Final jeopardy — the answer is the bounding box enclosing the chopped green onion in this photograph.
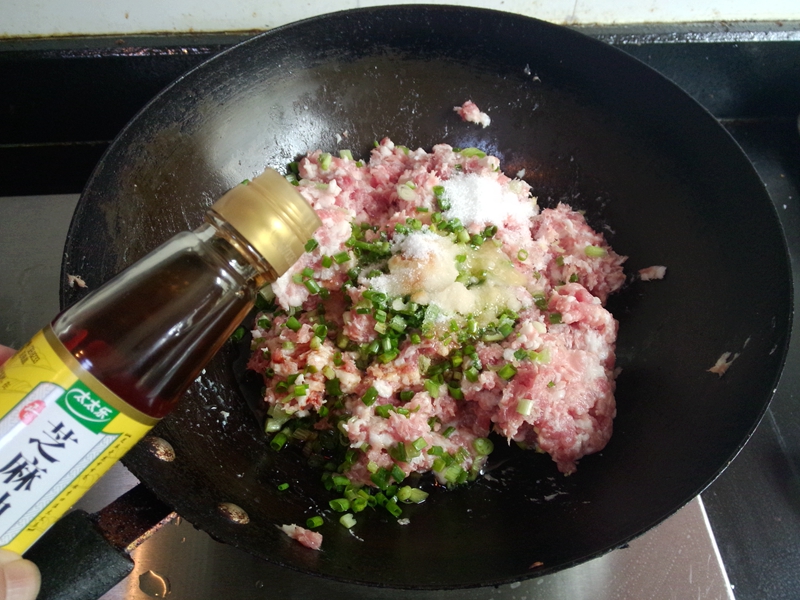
[304,238,319,252]
[319,152,332,170]
[424,379,440,398]
[549,312,563,324]
[385,499,403,518]
[333,251,351,264]
[270,432,288,451]
[325,377,343,397]
[286,316,302,331]
[411,437,428,452]
[448,384,464,400]
[389,314,407,333]
[444,464,465,485]
[389,443,407,463]
[585,245,608,257]
[371,467,390,489]
[306,515,324,528]
[230,326,245,342]
[442,426,456,438]
[391,464,406,483]
[459,147,487,158]
[517,248,529,261]
[277,482,289,491]
[516,398,534,416]
[329,498,350,512]
[362,386,379,406]
[304,279,321,294]
[321,255,333,268]
[339,149,354,161]
[339,513,357,528]
[399,390,415,402]
[497,363,518,380]
[464,366,480,383]
[375,404,393,418]
[473,437,494,455]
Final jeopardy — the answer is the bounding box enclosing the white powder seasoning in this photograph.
[441,173,535,227]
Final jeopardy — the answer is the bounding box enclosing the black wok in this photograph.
[56,5,791,591]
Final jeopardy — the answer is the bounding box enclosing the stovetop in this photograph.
[1,22,800,600]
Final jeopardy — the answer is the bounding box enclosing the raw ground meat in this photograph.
[249,138,627,505]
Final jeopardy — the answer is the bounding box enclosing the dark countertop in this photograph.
[2,23,800,599]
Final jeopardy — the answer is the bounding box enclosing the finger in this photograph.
[0,551,21,567]
[0,558,41,600]
[0,346,14,366]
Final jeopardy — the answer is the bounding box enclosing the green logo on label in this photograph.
[55,380,118,433]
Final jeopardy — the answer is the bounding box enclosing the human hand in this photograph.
[0,347,42,600]
[0,346,13,365]
[0,548,40,600]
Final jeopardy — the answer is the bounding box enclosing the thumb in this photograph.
[0,550,40,600]
[0,346,14,366]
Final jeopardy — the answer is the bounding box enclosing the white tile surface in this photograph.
[1,0,799,38]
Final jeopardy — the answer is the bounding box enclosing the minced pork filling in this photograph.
[248,138,626,516]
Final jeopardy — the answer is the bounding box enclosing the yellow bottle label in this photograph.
[0,327,159,553]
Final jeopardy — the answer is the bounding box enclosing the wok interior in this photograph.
[67,7,792,589]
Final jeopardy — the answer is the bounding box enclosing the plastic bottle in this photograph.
[0,169,320,553]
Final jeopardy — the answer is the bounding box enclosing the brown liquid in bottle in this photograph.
[54,229,264,418]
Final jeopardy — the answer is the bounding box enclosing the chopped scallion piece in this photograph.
[473,437,494,455]
[385,499,403,518]
[375,404,393,418]
[304,238,319,252]
[329,498,350,512]
[424,379,440,398]
[339,149,354,161]
[498,363,517,380]
[339,513,357,528]
[411,437,428,452]
[549,312,563,324]
[306,515,324,529]
[270,432,288,451]
[585,245,608,257]
[516,398,534,416]
[391,464,406,483]
[517,248,529,261]
[319,152,332,170]
[304,279,321,294]
[277,482,289,491]
[286,316,302,331]
[362,386,379,406]
[459,147,487,158]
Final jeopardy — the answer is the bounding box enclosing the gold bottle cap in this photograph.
[211,169,321,277]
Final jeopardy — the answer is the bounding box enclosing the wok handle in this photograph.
[24,510,134,600]
[23,484,175,600]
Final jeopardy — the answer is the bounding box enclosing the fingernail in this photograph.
[3,559,41,600]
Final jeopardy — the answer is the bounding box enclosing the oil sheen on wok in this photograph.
[248,139,626,529]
